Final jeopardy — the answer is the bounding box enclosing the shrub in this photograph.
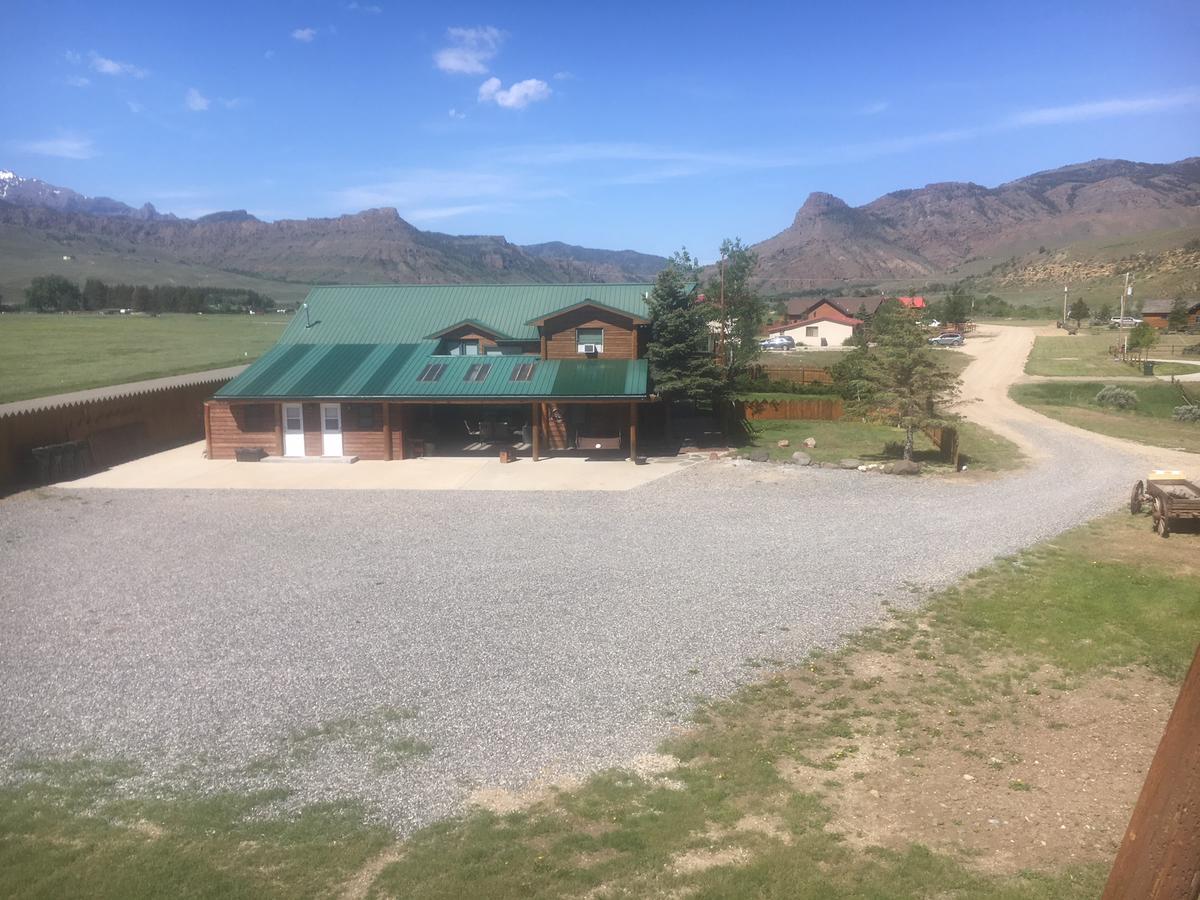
[1173,405,1200,423]
[1094,385,1139,410]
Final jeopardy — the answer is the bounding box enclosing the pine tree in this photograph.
[1068,298,1089,327]
[646,251,725,407]
[1167,297,1189,332]
[850,307,960,460]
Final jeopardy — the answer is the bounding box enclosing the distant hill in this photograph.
[0,170,669,292]
[751,157,1200,291]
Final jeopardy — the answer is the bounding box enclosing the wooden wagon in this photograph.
[1130,474,1200,537]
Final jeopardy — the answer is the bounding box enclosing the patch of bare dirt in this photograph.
[338,846,404,900]
[670,846,751,875]
[781,666,1174,874]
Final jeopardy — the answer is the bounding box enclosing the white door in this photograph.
[321,403,343,457]
[282,403,305,457]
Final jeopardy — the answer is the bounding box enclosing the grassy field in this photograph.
[1012,381,1200,452]
[1025,329,1200,378]
[733,417,1023,472]
[760,347,973,378]
[0,313,289,403]
[4,513,1196,898]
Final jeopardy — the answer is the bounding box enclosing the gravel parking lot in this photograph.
[0,406,1147,833]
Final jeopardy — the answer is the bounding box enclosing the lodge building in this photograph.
[204,283,669,463]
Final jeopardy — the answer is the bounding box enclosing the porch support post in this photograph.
[629,401,638,462]
[531,402,541,462]
[383,402,393,461]
[274,403,283,457]
[204,401,214,460]
[395,404,406,460]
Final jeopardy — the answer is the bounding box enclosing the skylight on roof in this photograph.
[510,362,537,382]
[416,363,447,382]
[463,363,491,383]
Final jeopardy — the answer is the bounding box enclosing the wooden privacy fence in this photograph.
[748,364,834,386]
[0,378,227,491]
[737,397,843,421]
[922,424,960,469]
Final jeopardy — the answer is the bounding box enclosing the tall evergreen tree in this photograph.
[1068,298,1089,327]
[847,307,960,460]
[1167,296,1190,332]
[646,250,725,407]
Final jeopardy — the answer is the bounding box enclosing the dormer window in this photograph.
[445,339,480,356]
[576,328,604,354]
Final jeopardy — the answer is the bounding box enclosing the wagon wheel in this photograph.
[1129,480,1146,515]
[1152,498,1171,538]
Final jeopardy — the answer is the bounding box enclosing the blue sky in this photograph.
[2,0,1198,260]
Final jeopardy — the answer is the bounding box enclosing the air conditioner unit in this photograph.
[578,343,599,354]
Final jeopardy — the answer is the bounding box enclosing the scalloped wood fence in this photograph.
[737,397,843,421]
[1,378,227,491]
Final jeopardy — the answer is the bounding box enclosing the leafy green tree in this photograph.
[646,249,725,409]
[1167,297,1190,332]
[940,287,971,328]
[1126,322,1159,360]
[1097,302,1113,323]
[82,278,109,310]
[705,238,767,379]
[844,306,960,460]
[25,275,81,311]
[1067,298,1089,327]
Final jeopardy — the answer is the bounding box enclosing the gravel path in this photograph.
[0,329,1165,832]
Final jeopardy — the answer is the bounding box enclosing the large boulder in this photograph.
[748,448,771,463]
[790,451,812,466]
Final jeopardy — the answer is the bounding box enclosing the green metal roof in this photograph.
[216,283,660,401]
[216,347,647,400]
[280,283,655,345]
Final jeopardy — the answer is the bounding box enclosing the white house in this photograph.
[767,311,862,348]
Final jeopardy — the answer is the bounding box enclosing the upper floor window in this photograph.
[576,327,604,353]
[417,363,447,382]
[463,363,492,383]
[445,339,480,356]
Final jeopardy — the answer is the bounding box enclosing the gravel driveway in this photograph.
[0,398,1149,832]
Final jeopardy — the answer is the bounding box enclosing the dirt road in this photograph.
[957,324,1195,471]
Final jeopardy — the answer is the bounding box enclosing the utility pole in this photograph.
[718,251,727,366]
[1063,285,1068,325]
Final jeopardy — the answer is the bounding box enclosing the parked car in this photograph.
[1110,316,1143,326]
[760,335,796,351]
[928,332,965,347]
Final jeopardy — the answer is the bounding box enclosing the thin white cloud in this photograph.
[478,77,551,109]
[185,88,210,112]
[435,26,503,75]
[859,100,889,115]
[552,71,574,81]
[448,108,466,120]
[291,27,317,43]
[221,97,249,109]
[264,49,276,60]
[1008,90,1200,126]
[407,204,499,222]
[88,51,148,78]
[127,100,144,114]
[64,50,82,64]
[65,75,90,88]
[346,1,382,12]
[14,135,97,159]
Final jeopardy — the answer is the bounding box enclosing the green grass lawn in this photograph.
[5,514,1195,898]
[734,417,1023,471]
[1011,381,1200,452]
[758,347,973,377]
[0,313,289,403]
[1026,329,1200,378]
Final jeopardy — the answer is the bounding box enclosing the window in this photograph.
[510,362,537,382]
[576,327,604,353]
[323,405,340,430]
[355,404,377,429]
[447,339,480,356]
[417,363,447,382]
[463,363,492,383]
[805,326,819,337]
[284,405,302,430]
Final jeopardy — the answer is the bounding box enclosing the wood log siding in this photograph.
[542,308,641,360]
[207,401,278,459]
[341,403,387,460]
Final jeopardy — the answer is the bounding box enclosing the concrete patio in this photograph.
[64,440,696,492]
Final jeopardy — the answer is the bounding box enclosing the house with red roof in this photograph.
[768,310,863,348]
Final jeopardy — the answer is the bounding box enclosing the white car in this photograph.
[1110,316,1143,326]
